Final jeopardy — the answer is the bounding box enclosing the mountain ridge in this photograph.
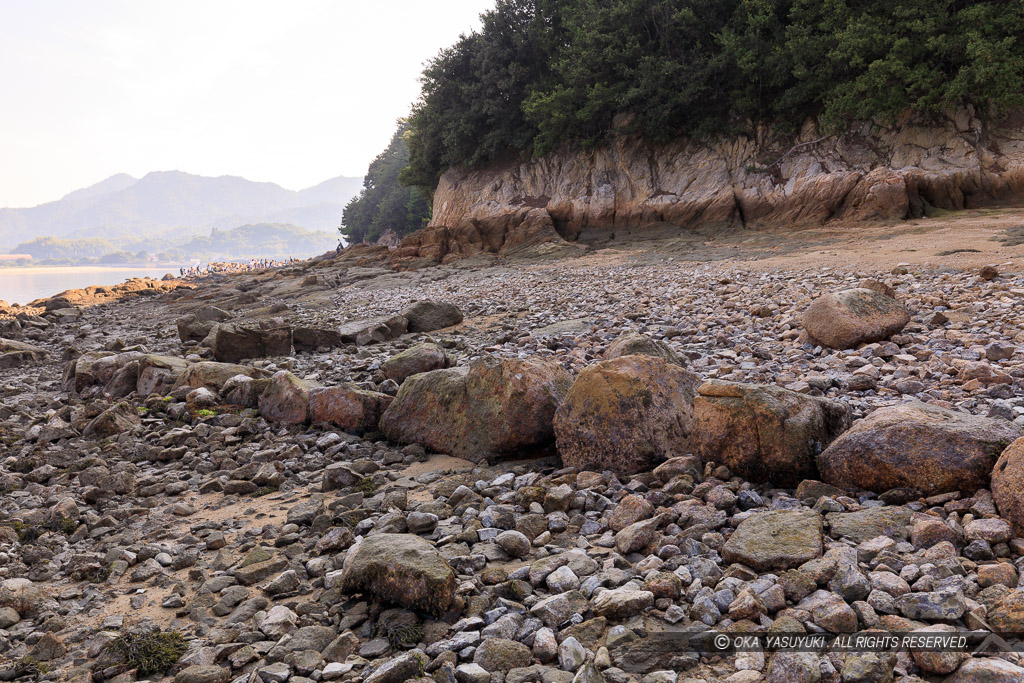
[0,170,361,251]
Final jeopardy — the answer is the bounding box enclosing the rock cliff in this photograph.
[394,109,1024,263]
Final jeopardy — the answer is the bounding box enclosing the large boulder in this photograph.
[222,375,273,407]
[603,332,685,366]
[401,300,464,333]
[340,533,456,615]
[210,319,292,362]
[69,351,145,393]
[175,305,232,343]
[722,509,823,571]
[136,355,189,397]
[991,437,1024,537]
[175,362,269,393]
[381,343,448,383]
[292,326,345,352]
[177,316,215,343]
[817,401,1023,495]
[258,371,317,424]
[309,385,393,434]
[336,315,408,346]
[380,357,572,463]
[694,380,851,487]
[83,402,141,439]
[554,355,698,475]
[0,338,48,369]
[802,287,910,349]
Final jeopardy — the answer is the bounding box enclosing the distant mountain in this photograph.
[14,223,339,264]
[60,173,138,202]
[0,171,362,251]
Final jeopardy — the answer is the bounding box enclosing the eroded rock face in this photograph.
[292,327,345,352]
[817,401,1023,495]
[396,111,1024,263]
[991,437,1024,537]
[554,355,698,475]
[694,380,851,487]
[379,357,571,462]
[82,402,141,438]
[339,534,456,615]
[802,288,910,349]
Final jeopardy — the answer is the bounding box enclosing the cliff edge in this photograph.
[394,109,1024,263]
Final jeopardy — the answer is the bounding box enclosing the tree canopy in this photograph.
[399,0,1024,193]
[341,122,431,244]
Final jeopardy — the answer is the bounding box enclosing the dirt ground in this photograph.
[610,205,1024,272]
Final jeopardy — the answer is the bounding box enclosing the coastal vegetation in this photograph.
[340,122,431,245]
[396,0,1024,192]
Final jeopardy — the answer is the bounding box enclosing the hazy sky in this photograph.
[0,0,493,208]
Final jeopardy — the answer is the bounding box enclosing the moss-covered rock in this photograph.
[340,533,456,615]
[382,343,448,384]
[554,355,697,475]
[722,509,823,571]
[380,356,571,463]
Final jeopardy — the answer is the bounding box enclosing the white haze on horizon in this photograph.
[0,0,493,208]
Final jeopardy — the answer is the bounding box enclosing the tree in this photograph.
[401,0,1024,194]
[342,121,431,244]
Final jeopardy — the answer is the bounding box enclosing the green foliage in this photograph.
[342,122,431,243]
[381,620,424,649]
[354,477,378,496]
[13,656,48,679]
[8,521,41,545]
[404,0,1024,192]
[107,630,187,676]
[13,236,117,260]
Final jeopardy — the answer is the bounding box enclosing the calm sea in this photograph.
[0,266,181,305]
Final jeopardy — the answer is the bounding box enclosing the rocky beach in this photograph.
[1,209,1024,683]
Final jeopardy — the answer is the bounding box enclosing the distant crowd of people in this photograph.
[179,258,298,278]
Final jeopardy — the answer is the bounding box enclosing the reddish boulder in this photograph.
[257,371,317,425]
[309,385,394,434]
[991,437,1024,537]
[818,401,1022,495]
[802,288,909,349]
[694,380,850,487]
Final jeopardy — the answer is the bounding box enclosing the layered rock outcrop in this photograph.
[397,110,1024,262]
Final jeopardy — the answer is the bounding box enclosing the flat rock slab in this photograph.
[722,509,823,571]
[825,507,912,543]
